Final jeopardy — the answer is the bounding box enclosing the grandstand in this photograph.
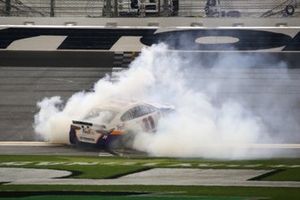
[0,0,299,17]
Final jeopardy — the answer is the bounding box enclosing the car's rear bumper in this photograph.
[69,126,122,148]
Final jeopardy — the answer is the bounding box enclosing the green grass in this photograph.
[261,168,300,181]
[1,155,300,199]
[0,194,245,200]
[0,185,299,200]
[1,155,300,180]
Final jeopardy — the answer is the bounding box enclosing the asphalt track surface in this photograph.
[0,66,112,141]
[2,66,300,142]
[0,142,299,157]
[0,143,112,156]
[0,142,146,156]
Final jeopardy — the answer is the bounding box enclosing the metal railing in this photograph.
[0,0,299,17]
[0,0,104,17]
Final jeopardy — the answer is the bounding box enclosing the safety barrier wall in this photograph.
[0,50,114,67]
[0,25,300,68]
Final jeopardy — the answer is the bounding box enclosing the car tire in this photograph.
[96,135,107,148]
[69,129,78,145]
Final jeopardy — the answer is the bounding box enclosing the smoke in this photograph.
[34,43,299,159]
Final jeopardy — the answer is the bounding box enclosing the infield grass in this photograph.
[0,185,300,200]
[0,155,300,180]
[1,155,300,200]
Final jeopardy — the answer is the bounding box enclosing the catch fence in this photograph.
[0,0,298,17]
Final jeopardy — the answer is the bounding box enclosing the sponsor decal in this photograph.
[0,28,299,51]
[142,29,300,51]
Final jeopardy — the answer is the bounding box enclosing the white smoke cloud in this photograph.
[34,43,295,159]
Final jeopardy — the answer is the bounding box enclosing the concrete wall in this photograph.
[0,16,300,26]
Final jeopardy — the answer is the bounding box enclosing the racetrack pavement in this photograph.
[1,142,300,157]
[0,66,112,141]
[0,142,114,156]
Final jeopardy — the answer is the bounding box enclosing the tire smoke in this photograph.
[34,44,299,159]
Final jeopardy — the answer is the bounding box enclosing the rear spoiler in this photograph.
[72,120,93,126]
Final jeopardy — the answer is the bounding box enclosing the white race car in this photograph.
[69,100,173,148]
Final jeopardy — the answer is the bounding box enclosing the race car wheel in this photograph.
[69,129,78,145]
[96,135,107,148]
[285,5,295,16]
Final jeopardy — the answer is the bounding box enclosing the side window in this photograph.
[121,105,157,121]
[144,104,157,114]
[131,106,144,119]
[137,104,157,117]
[121,110,133,121]
[120,106,141,121]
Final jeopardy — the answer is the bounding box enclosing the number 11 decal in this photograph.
[142,116,155,132]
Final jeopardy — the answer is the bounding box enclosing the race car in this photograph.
[69,100,173,149]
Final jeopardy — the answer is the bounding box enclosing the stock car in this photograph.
[69,100,173,148]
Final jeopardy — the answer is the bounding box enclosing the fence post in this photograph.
[50,0,55,17]
[5,0,11,16]
[162,0,169,16]
[104,0,112,17]
[114,0,118,17]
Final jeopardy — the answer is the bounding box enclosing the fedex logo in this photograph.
[0,27,299,51]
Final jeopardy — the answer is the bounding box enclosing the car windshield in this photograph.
[84,109,117,124]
